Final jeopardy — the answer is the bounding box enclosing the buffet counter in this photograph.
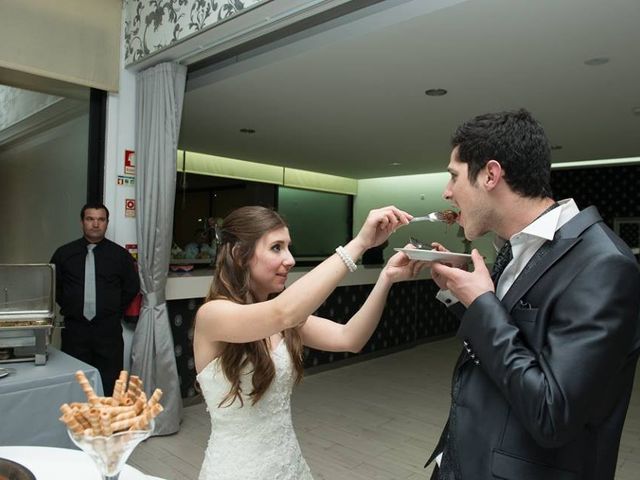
[166,265,433,300]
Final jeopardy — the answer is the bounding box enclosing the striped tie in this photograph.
[491,240,513,286]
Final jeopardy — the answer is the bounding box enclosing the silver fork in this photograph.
[409,211,445,223]
[409,236,428,249]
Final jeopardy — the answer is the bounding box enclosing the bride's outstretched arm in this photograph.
[196,207,412,344]
[300,246,427,353]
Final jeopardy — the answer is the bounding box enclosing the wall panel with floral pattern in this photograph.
[123,0,267,65]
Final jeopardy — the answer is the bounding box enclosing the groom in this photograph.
[427,109,640,479]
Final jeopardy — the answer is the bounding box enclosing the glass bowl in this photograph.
[66,419,153,480]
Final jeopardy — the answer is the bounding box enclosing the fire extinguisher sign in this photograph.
[124,150,136,176]
[125,198,136,218]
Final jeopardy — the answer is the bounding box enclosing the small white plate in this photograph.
[395,247,472,266]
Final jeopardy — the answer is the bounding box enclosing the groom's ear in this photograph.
[483,160,503,191]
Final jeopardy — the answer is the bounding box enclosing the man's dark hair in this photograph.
[81,203,110,220]
[451,109,552,198]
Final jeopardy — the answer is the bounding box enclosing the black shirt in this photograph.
[50,237,140,324]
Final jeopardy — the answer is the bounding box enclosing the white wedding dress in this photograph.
[197,340,314,480]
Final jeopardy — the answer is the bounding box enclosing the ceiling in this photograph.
[179,0,640,179]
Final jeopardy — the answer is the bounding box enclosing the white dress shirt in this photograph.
[436,198,580,304]
[494,198,579,299]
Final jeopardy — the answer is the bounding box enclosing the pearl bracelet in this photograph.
[335,246,357,273]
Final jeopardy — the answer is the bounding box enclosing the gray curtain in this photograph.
[131,62,187,435]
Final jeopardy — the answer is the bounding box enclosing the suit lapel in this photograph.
[502,206,602,312]
[455,207,603,369]
[501,238,578,312]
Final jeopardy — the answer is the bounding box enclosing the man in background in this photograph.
[51,203,139,395]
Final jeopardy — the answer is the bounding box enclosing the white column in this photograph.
[104,70,137,245]
[104,21,139,371]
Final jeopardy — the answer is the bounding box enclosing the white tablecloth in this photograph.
[0,348,103,448]
[0,446,152,479]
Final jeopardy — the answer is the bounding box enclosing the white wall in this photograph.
[0,114,89,263]
[104,65,137,248]
[103,20,140,371]
[0,0,121,91]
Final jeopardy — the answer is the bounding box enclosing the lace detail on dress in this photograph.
[197,341,314,480]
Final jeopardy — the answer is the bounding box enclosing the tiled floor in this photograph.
[130,337,640,479]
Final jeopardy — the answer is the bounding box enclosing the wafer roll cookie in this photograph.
[149,402,163,419]
[110,416,138,432]
[131,408,153,430]
[108,405,136,416]
[131,403,163,430]
[74,411,91,430]
[134,391,147,414]
[126,375,142,402]
[60,403,90,429]
[100,410,113,436]
[114,370,128,405]
[148,388,163,407]
[79,406,92,423]
[112,409,136,423]
[87,407,102,435]
[60,412,84,435]
[60,403,73,416]
[75,370,99,405]
[112,379,124,405]
[126,386,141,403]
[128,375,142,390]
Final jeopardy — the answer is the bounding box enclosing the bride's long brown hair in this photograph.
[203,206,304,407]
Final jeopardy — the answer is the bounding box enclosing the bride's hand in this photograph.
[430,241,450,253]
[353,206,412,251]
[382,243,428,283]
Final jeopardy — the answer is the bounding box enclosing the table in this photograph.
[0,348,103,448]
[0,446,151,479]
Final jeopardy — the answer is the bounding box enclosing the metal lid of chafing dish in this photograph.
[0,264,55,322]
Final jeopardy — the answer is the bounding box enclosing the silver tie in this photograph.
[83,243,97,320]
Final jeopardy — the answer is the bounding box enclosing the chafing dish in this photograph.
[0,264,55,365]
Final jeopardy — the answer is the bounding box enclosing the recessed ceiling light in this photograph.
[240,128,255,134]
[583,57,610,66]
[551,145,563,151]
[425,88,447,96]
[389,162,402,166]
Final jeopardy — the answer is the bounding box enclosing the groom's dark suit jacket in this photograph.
[428,206,640,480]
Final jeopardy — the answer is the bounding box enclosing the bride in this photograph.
[193,205,423,479]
